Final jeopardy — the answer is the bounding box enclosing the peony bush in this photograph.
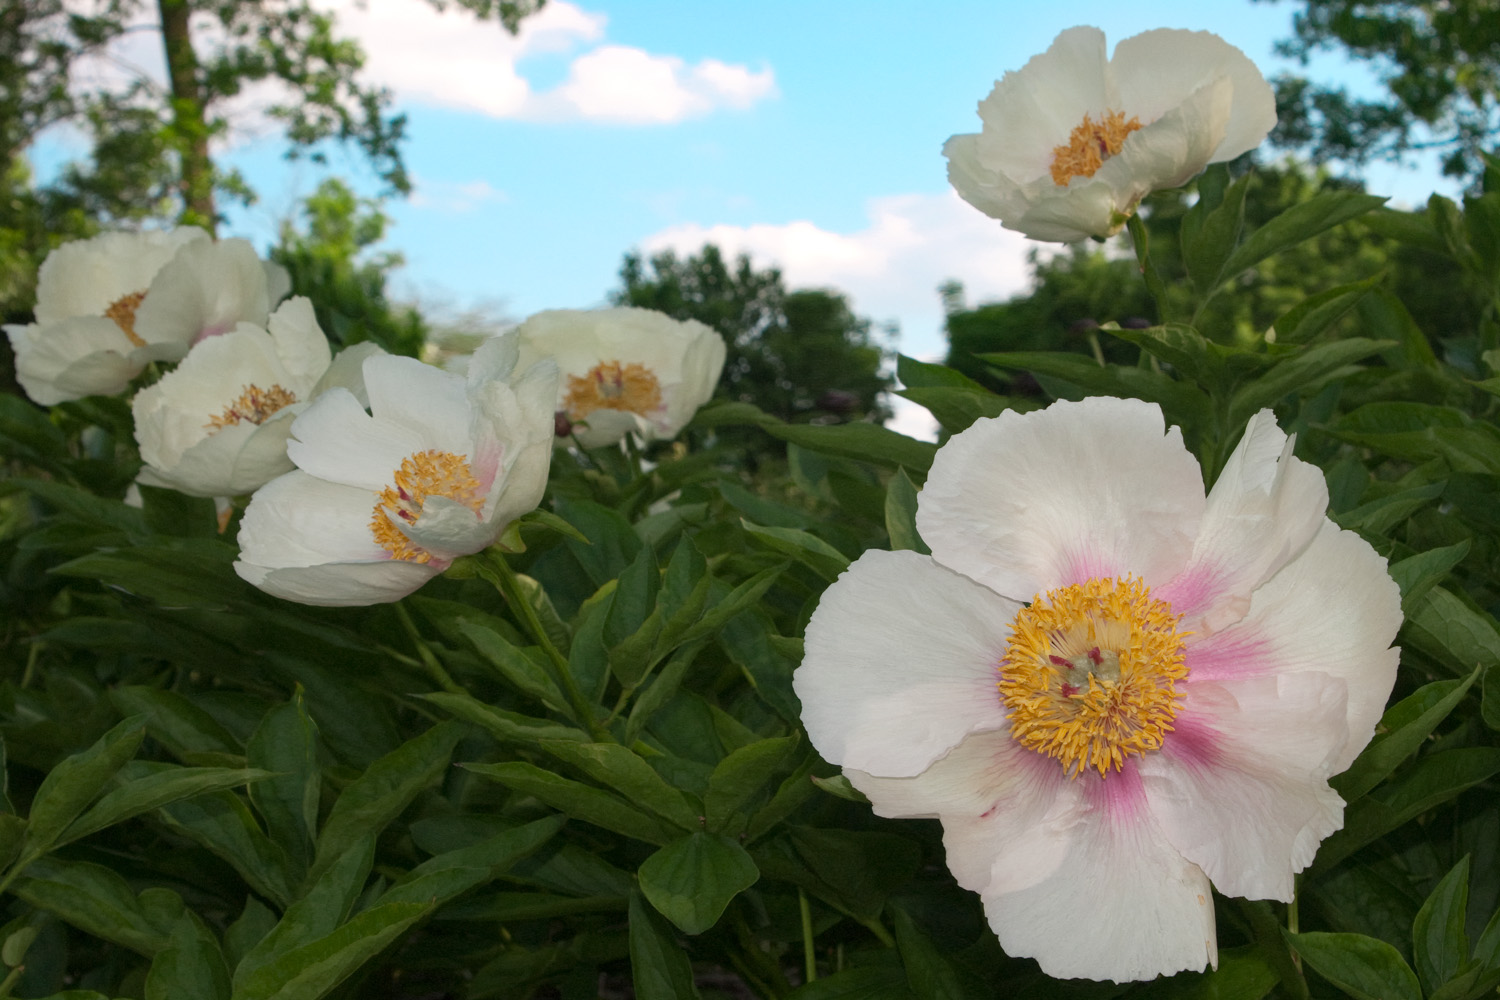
[1,24,1498,1000]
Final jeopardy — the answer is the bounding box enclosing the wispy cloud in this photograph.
[408,177,508,213]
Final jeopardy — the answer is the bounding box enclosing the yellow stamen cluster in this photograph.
[563,360,663,420]
[1050,110,1143,186]
[205,384,298,431]
[999,576,1188,777]
[104,290,149,348]
[370,450,484,564]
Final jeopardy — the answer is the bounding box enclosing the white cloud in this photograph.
[640,190,1035,361]
[322,0,775,124]
[409,177,508,213]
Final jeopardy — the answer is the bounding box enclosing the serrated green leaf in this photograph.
[1332,668,1481,802]
[629,889,701,1000]
[308,721,462,884]
[537,740,700,831]
[1413,856,1470,995]
[463,761,674,845]
[638,832,759,935]
[1285,931,1420,1000]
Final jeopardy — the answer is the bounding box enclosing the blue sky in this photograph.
[33,0,1460,431]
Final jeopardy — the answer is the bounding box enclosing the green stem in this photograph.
[859,914,896,949]
[20,641,39,689]
[1126,213,1169,323]
[800,888,818,983]
[0,960,23,997]
[481,551,608,741]
[392,602,465,695]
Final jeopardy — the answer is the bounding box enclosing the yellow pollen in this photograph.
[998,576,1188,778]
[104,290,149,348]
[205,384,298,431]
[370,450,484,564]
[1050,110,1143,186]
[563,360,663,421]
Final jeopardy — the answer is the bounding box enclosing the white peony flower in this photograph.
[132,297,376,498]
[944,27,1276,242]
[513,307,726,449]
[795,397,1401,982]
[4,229,291,405]
[233,333,559,606]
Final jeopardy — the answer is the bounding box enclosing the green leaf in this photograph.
[51,543,246,609]
[1357,287,1439,367]
[307,721,463,884]
[605,543,660,648]
[704,735,799,837]
[21,715,146,862]
[519,507,591,545]
[247,694,320,885]
[0,814,26,873]
[145,910,230,1000]
[155,787,292,907]
[1332,668,1482,802]
[896,355,989,390]
[11,857,173,957]
[778,827,920,921]
[1412,856,1470,995]
[1389,541,1472,615]
[1227,338,1392,424]
[693,401,937,475]
[537,740,700,831]
[416,692,588,745]
[981,347,1211,417]
[678,564,786,646]
[638,832,759,935]
[61,764,274,847]
[381,814,564,909]
[1318,748,1500,868]
[224,897,277,971]
[784,957,915,999]
[891,907,982,1000]
[625,642,706,745]
[1333,481,1445,535]
[1485,664,1500,732]
[1131,945,1278,1000]
[810,774,869,804]
[1285,931,1421,1000]
[1269,276,1380,345]
[463,762,675,845]
[629,889,701,1000]
[884,469,929,555]
[1402,586,1500,676]
[457,620,566,712]
[1183,171,1250,294]
[1216,191,1387,287]
[741,520,849,582]
[895,386,1011,435]
[108,687,241,762]
[230,900,430,1000]
[233,837,374,991]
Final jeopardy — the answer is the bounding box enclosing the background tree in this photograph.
[614,244,894,424]
[1257,0,1500,180]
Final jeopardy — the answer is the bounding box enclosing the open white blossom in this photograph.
[133,297,378,498]
[234,333,558,606]
[513,307,726,448]
[795,397,1401,982]
[5,229,290,404]
[944,27,1276,242]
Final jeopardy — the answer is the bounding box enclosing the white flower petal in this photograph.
[265,297,332,389]
[34,228,208,324]
[1102,77,1232,197]
[981,767,1217,982]
[798,550,1017,777]
[1184,519,1401,774]
[287,388,425,491]
[1112,29,1277,162]
[237,471,387,567]
[917,397,1204,601]
[236,559,438,607]
[133,238,273,348]
[363,354,473,454]
[1157,410,1328,635]
[7,318,141,404]
[1142,674,1348,901]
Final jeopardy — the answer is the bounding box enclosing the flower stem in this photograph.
[1126,213,1169,323]
[481,551,608,741]
[799,889,819,983]
[393,602,465,695]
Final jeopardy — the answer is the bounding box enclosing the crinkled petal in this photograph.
[1111,28,1276,162]
[1141,674,1348,901]
[798,550,1017,777]
[1010,177,1123,242]
[917,397,1204,601]
[981,766,1217,982]
[34,228,208,324]
[133,238,273,348]
[287,388,425,491]
[1100,77,1232,198]
[1157,409,1328,635]
[846,729,1069,894]
[1184,520,1401,773]
[265,297,332,388]
[943,133,1030,223]
[400,495,493,558]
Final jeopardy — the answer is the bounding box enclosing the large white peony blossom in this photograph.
[5,229,291,404]
[513,307,726,449]
[132,297,377,498]
[233,333,558,606]
[794,397,1401,982]
[944,27,1276,242]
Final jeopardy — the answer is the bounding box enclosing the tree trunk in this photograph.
[157,0,216,231]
